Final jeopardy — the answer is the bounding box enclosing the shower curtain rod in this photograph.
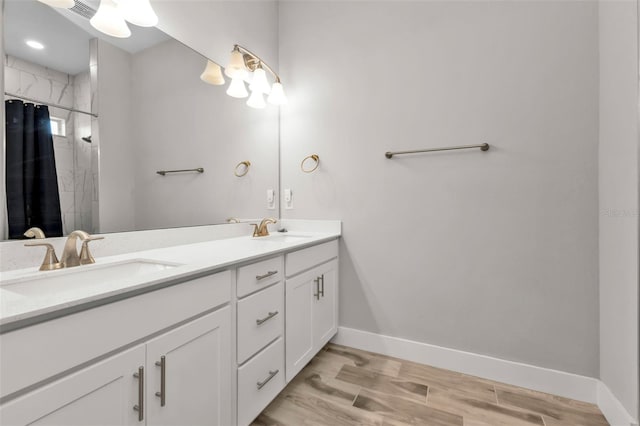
[4,92,98,118]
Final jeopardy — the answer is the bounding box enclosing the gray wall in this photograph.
[96,39,135,233]
[598,0,639,419]
[279,0,601,377]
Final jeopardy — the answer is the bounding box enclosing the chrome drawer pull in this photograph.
[133,366,144,421]
[256,311,279,325]
[256,270,278,281]
[257,369,279,390]
[314,277,320,300]
[155,356,166,407]
[319,274,325,297]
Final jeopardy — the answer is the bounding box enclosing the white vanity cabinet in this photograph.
[0,272,232,426]
[0,345,146,426]
[235,256,286,426]
[285,240,339,381]
[145,307,231,426]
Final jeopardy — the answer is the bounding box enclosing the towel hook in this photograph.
[234,161,251,177]
[301,154,320,173]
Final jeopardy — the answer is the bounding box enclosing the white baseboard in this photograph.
[597,382,638,426]
[332,326,636,426]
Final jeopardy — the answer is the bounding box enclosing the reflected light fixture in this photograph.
[246,90,266,109]
[118,0,158,27]
[26,40,45,50]
[37,0,75,8]
[200,61,225,86]
[90,0,131,38]
[223,44,287,109]
[227,76,249,98]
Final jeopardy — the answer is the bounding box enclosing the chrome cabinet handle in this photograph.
[256,270,278,281]
[133,366,144,421]
[257,369,279,390]
[256,311,279,325]
[319,274,325,298]
[155,356,166,407]
[314,277,320,300]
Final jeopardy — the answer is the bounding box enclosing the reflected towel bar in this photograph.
[156,168,204,176]
[385,143,490,159]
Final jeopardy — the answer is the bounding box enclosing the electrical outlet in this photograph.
[267,189,275,210]
[284,188,293,209]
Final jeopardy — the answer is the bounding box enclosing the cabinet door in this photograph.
[285,269,315,381]
[313,259,339,350]
[145,307,231,426]
[0,345,145,426]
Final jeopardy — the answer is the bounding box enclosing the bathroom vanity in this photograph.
[0,226,340,426]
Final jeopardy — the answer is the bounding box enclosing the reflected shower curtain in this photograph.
[5,100,63,239]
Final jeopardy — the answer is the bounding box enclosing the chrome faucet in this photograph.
[250,218,277,237]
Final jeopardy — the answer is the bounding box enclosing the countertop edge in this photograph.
[0,234,340,333]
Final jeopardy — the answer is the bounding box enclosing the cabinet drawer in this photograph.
[285,239,338,277]
[237,256,283,298]
[237,337,285,426]
[237,282,284,364]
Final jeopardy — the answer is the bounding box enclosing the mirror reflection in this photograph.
[3,0,280,240]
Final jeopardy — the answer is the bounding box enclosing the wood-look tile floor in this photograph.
[251,344,609,426]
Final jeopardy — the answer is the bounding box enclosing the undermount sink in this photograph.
[253,234,313,243]
[0,259,181,299]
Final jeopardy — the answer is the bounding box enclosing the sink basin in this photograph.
[0,259,181,299]
[253,234,313,243]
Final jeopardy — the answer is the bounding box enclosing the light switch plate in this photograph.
[284,188,293,209]
[267,189,275,210]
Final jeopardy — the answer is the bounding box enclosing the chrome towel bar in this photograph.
[156,168,204,176]
[385,143,490,159]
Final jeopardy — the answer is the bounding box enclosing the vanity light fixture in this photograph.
[224,44,287,108]
[37,0,75,9]
[200,61,225,85]
[88,0,159,38]
[118,0,158,27]
[90,0,131,38]
[26,40,45,50]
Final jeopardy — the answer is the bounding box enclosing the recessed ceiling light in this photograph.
[26,40,45,50]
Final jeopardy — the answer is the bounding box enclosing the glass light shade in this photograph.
[224,50,247,79]
[246,90,266,109]
[226,76,248,98]
[90,0,131,38]
[200,61,225,85]
[37,0,75,8]
[249,67,271,94]
[267,82,287,105]
[118,0,158,27]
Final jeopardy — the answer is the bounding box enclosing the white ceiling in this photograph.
[4,0,171,75]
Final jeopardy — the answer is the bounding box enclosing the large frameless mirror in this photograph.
[3,0,280,239]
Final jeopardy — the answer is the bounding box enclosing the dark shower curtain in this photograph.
[5,100,63,239]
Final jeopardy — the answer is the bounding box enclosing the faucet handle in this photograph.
[24,242,62,271]
[249,223,260,237]
[79,236,104,265]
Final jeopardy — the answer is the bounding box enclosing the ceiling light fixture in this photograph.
[223,44,287,108]
[37,0,75,9]
[26,40,45,50]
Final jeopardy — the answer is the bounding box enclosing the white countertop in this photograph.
[0,231,340,330]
